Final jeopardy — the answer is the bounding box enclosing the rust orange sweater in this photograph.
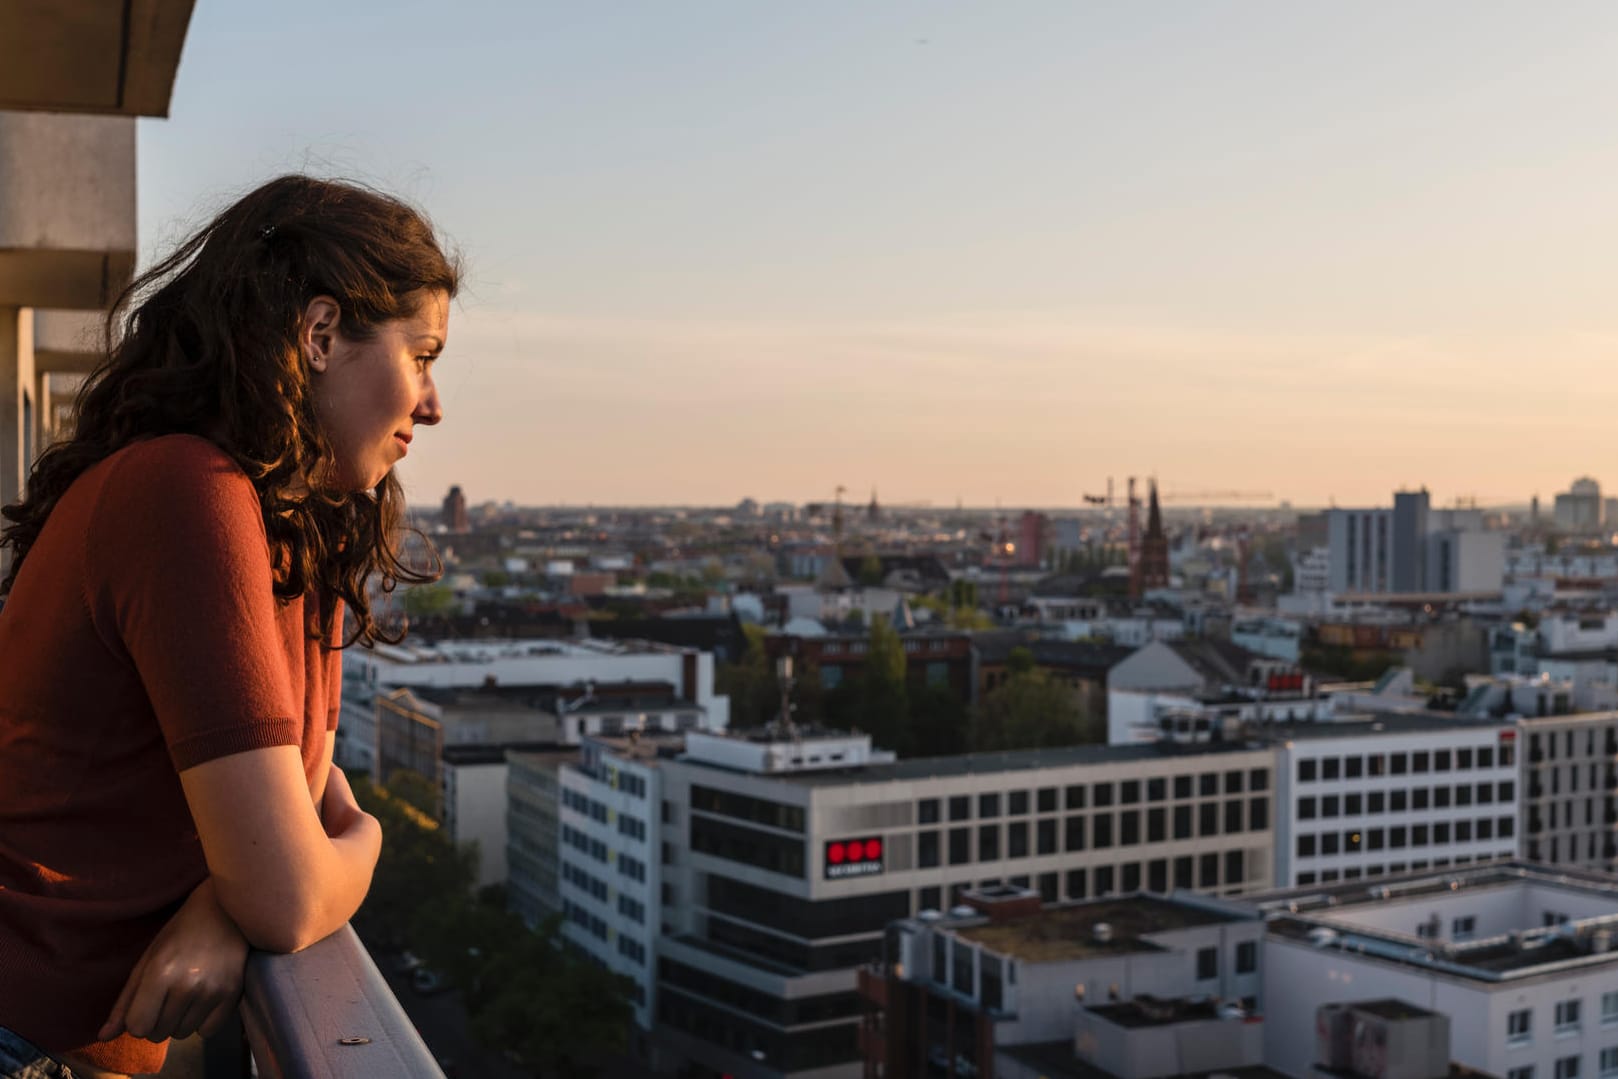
[0,435,341,1075]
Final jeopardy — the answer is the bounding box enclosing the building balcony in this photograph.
[194,925,443,1078]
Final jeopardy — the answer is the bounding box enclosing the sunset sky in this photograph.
[137,2,1618,510]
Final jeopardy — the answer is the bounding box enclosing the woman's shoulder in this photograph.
[89,435,261,532]
[105,433,238,472]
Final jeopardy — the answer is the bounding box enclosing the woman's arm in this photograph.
[180,745,382,954]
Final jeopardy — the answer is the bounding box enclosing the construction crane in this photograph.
[1159,490,1273,503]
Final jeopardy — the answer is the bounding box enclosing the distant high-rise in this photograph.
[441,485,470,533]
[1555,477,1603,534]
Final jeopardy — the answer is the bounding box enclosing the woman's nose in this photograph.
[413,375,443,426]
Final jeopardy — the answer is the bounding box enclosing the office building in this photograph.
[652,728,1276,1078]
[1273,717,1520,888]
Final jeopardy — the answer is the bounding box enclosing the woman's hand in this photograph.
[97,878,248,1043]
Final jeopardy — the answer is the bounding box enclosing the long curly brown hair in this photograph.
[0,175,461,646]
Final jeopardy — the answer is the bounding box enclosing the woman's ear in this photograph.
[301,296,342,371]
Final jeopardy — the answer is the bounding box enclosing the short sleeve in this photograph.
[84,436,301,771]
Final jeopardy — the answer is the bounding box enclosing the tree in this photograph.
[400,583,458,620]
[353,771,634,1075]
[909,685,970,757]
[971,670,1099,751]
[857,554,885,587]
[714,623,778,728]
[350,771,474,948]
[838,616,911,753]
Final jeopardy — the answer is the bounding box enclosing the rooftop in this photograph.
[1256,862,1618,982]
[748,737,1269,787]
[1267,713,1507,742]
[1085,995,1223,1028]
[951,894,1243,963]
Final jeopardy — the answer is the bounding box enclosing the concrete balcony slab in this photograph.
[0,0,195,117]
[0,112,136,309]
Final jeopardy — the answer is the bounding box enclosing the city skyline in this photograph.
[137,3,1618,507]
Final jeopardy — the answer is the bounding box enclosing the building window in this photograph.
[1556,1056,1581,1079]
[1093,815,1113,849]
[1196,946,1218,980]
[1299,759,1318,783]
[1508,1008,1532,1045]
[949,828,971,865]
[1508,1070,1534,1079]
[919,799,940,824]
[1602,1049,1618,1079]
[1297,834,1316,858]
[1603,991,1618,1026]
[1008,822,1029,858]
[1557,1000,1582,1034]
[1452,916,1476,940]
[949,795,971,821]
[1299,797,1317,820]
[1065,815,1086,852]
[978,824,1000,861]
[979,793,1001,818]
[1173,805,1192,840]
[1236,940,1257,973]
[1321,757,1340,780]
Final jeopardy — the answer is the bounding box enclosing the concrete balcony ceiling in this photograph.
[0,0,195,117]
[0,111,136,310]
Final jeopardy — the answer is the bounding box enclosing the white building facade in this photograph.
[557,734,668,1030]
[1273,718,1520,888]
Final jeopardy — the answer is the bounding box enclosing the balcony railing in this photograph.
[203,925,444,1078]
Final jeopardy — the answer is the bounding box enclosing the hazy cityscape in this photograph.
[15,3,1618,1079]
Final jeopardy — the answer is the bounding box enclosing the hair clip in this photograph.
[259,224,277,240]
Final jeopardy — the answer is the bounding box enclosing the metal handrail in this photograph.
[238,925,445,1079]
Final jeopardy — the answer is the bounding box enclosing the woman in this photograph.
[0,175,458,1078]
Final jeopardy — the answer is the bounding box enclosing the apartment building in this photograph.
[1274,716,1520,888]
[1255,862,1618,1079]
[865,887,1266,1079]
[338,636,730,775]
[504,747,573,925]
[557,733,675,1031]
[1520,712,1618,873]
[653,727,1276,1079]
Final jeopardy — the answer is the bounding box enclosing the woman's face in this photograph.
[304,289,449,491]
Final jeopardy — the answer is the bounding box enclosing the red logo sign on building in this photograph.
[824,836,884,879]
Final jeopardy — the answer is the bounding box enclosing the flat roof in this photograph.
[1269,714,1506,742]
[952,894,1243,963]
[742,739,1269,788]
[1257,862,1618,982]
